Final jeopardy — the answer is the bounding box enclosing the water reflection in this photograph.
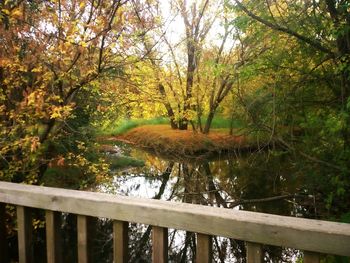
[94,144,312,262]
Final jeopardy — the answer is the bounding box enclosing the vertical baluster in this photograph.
[77,215,91,263]
[196,233,212,263]
[246,242,263,263]
[17,206,33,263]
[46,210,62,263]
[304,251,320,263]
[113,220,128,263]
[152,226,168,263]
[0,203,9,263]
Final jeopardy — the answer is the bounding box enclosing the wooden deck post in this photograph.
[304,251,320,263]
[17,206,33,263]
[196,233,212,263]
[0,203,9,263]
[113,220,129,263]
[77,215,96,263]
[45,211,62,263]
[246,242,263,263]
[152,226,168,263]
[77,215,89,263]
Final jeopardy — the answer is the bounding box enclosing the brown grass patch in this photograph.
[110,125,253,158]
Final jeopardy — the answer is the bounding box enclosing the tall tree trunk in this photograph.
[179,44,196,131]
[178,120,188,130]
[203,110,216,134]
[178,0,211,131]
[158,84,178,129]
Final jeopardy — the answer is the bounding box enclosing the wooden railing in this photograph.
[0,181,349,263]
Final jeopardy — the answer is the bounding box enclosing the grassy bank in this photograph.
[99,116,242,136]
[202,116,242,130]
[112,124,260,159]
[99,117,169,136]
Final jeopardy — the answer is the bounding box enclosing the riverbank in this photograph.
[103,125,261,159]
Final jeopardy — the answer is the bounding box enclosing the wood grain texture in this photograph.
[77,215,89,263]
[113,220,128,263]
[1,182,350,256]
[246,242,263,263]
[17,206,33,263]
[46,210,62,263]
[304,251,320,263]
[196,233,212,263]
[152,226,168,263]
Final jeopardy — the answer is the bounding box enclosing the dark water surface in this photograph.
[92,143,315,262]
[12,144,318,262]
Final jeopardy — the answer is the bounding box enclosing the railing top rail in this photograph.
[0,181,349,256]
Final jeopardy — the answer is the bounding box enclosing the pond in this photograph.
[91,143,316,262]
[10,143,318,263]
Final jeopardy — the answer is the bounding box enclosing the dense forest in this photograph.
[1,0,350,261]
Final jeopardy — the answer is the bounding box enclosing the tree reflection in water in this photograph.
[86,145,312,262]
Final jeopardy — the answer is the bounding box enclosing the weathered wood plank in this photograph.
[77,215,96,263]
[304,251,320,263]
[17,206,33,263]
[246,242,263,263]
[113,220,128,263]
[45,210,62,263]
[77,215,89,263]
[196,233,212,263]
[0,203,9,263]
[1,182,350,256]
[152,226,168,263]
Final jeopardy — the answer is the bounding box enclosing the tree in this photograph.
[0,0,151,184]
[229,0,350,220]
[233,0,350,142]
[125,0,242,133]
[176,0,214,130]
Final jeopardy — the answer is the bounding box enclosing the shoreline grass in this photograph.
[99,116,243,137]
[111,124,257,159]
[99,117,169,136]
